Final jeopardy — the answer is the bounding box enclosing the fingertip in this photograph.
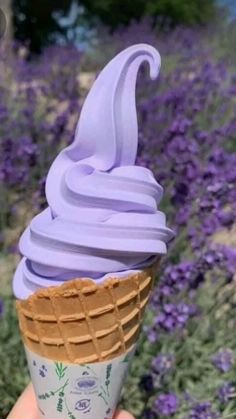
[8,385,135,419]
[7,383,38,419]
[24,382,35,397]
[114,409,135,419]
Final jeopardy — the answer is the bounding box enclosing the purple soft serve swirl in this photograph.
[13,44,173,299]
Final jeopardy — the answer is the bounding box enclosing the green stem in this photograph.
[54,379,69,395]
[106,384,110,397]
[64,396,70,416]
[101,384,108,397]
[85,365,97,376]
[98,392,108,406]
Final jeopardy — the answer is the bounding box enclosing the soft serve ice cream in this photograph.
[14,44,174,419]
[13,44,173,300]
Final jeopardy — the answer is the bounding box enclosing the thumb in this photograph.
[7,383,39,419]
[114,410,135,419]
[7,384,135,419]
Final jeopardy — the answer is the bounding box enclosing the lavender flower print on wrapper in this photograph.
[39,369,46,378]
[13,44,173,300]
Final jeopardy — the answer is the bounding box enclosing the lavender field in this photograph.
[1,20,236,418]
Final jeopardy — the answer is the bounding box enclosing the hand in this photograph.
[7,383,135,419]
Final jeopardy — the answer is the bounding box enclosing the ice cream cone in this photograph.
[13,43,173,419]
[16,266,156,419]
[16,267,155,364]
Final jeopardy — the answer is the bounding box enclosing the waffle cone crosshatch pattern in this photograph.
[16,268,155,363]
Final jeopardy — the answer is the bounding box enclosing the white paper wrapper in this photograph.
[25,346,135,419]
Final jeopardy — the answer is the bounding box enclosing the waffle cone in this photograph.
[16,266,156,364]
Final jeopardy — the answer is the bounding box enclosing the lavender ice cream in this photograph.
[13,44,173,300]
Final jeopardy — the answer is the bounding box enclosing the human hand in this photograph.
[7,383,135,419]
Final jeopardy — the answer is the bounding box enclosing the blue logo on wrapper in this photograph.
[74,377,98,391]
[75,399,91,411]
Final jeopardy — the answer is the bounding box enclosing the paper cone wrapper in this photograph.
[16,266,157,418]
[25,344,136,419]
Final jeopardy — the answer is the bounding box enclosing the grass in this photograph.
[0,296,29,417]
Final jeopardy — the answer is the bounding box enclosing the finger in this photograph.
[7,385,135,419]
[7,383,39,419]
[114,409,135,419]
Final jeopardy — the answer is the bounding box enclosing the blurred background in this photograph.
[0,1,236,418]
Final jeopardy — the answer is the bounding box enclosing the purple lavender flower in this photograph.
[153,393,179,416]
[217,382,234,404]
[158,262,195,298]
[139,374,154,393]
[156,303,194,332]
[219,246,236,278]
[212,349,234,373]
[186,402,219,419]
[0,299,3,318]
[143,324,158,343]
[151,354,174,375]
[217,210,234,227]
[143,408,156,419]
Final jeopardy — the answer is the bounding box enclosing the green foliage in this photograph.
[146,0,216,25]
[0,297,29,417]
[120,275,236,417]
[80,0,216,29]
[13,0,217,52]
[13,0,72,52]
